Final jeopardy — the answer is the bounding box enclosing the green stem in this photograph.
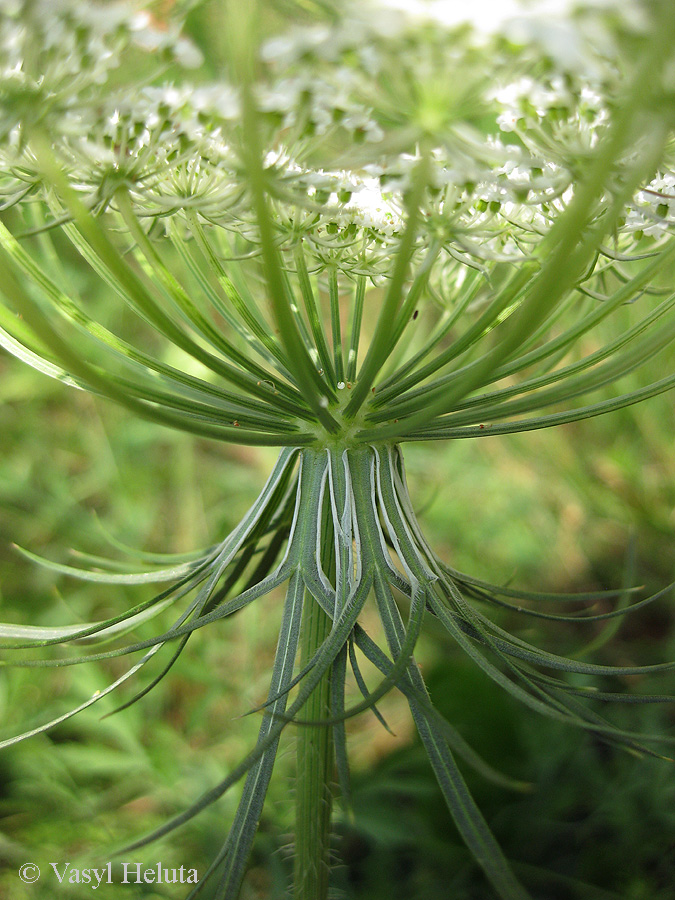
[294,496,335,900]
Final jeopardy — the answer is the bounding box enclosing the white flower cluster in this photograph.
[625,173,675,237]
[0,0,205,210]
[0,0,673,283]
[0,0,200,134]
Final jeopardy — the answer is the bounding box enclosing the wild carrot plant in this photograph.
[1,1,675,898]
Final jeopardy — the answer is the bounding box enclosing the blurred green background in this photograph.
[1,335,674,900]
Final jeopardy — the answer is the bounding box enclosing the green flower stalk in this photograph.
[1,1,675,898]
